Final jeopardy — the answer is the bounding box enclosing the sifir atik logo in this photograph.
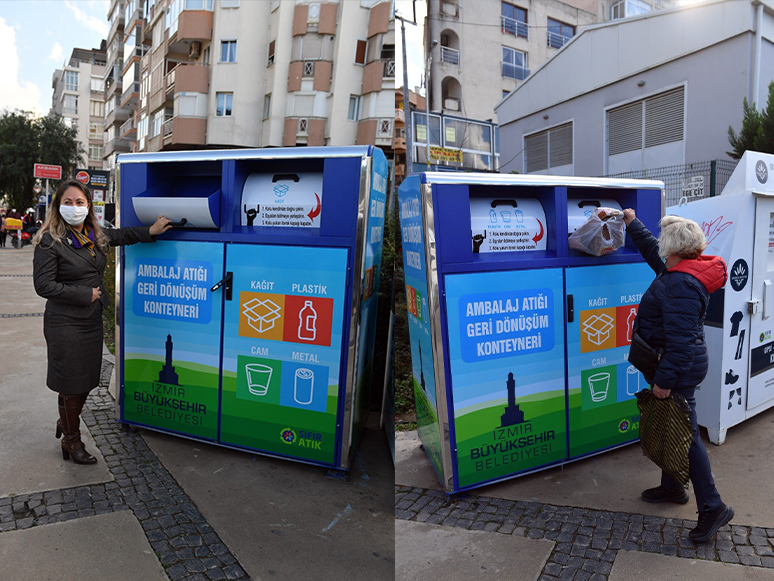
[729,259,749,292]
[279,427,323,449]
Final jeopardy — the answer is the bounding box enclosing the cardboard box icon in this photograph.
[582,313,615,346]
[242,297,282,333]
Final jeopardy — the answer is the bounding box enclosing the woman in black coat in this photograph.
[33,180,171,465]
[624,209,732,543]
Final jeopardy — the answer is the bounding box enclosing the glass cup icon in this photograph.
[245,363,273,396]
[588,372,611,402]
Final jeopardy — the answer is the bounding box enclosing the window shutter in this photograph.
[549,123,572,167]
[645,87,684,148]
[525,131,548,173]
[608,101,642,155]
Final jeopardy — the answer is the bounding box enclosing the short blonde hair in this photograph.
[658,215,706,259]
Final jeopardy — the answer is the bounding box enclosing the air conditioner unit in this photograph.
[444,98,460,111]
[189,42,201,59]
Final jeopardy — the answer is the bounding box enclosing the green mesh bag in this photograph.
[635,389,693,487]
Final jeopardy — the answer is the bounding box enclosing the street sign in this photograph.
[34,164,62,180]
[682,175,704,198]
[38,195,46,205]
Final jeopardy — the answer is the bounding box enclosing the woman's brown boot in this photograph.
[58,395,97,465]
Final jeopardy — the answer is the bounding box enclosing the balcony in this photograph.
[120,82,140,108]
[120,117,136,139]
[164,63,209,96]
[394,135,406,152]
[502,63,530,81]
[548,31,572,49]
[440,46,459,66]
[502,16,528,39]
[103,135,132,157]
[105,105,131,128]
[107,10,125,44]
[395,108,405,123]
[122,46,149,74]
[395,163,406,177]
[168,11,213,54]
[158,116,206,150]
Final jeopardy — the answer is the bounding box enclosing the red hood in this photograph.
[668,255,727,293]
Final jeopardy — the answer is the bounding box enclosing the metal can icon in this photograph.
[294,368,315,405]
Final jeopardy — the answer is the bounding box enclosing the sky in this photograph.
[0,1,109,117]
[395,0,425,95]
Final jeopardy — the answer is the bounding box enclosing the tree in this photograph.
[727,97,760,160]
[754,81,774,154]
[0,110,84,210]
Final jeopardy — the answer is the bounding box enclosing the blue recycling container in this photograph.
[115,146,388,470]
[399,172,663,493]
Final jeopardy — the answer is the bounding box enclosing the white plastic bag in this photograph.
[568,207,625,256]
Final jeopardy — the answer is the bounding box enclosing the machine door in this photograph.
[122,240,225,440]
[747,196,774,409]
[219,243,349,466]
[565,263,654,459]
[443,268,567,491]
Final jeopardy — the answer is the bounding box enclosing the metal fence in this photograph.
[602,159,738,207]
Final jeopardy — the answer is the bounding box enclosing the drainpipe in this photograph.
[752,2,763,108]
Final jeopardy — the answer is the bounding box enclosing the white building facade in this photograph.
[496,0,774,180]
[51,47,107,171]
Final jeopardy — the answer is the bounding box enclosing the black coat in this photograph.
[627,219,727,391]
[33,226,154,393]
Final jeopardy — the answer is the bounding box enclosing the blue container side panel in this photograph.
[398,175,446,484]
[348,148,389,464]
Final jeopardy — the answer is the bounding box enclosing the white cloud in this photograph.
[0,17,43,116]
[48,42,64,62]
[65,0,109,37]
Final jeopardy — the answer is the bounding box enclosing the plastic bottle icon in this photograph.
[294,368,315,405]
[489,208,497,224]
[298,300,317,341]
[626,365,641,396]
[626,307,637,342]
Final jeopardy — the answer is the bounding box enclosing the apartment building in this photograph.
[104,0,133,182]
[50,47,108,171]
[394,87,425,184]
[426,0,677,124]
[104,0,394,164]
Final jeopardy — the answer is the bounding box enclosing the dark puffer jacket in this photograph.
[627,219,727,391]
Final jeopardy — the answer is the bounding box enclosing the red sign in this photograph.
[34,164,62,180]
[75,171,90,184]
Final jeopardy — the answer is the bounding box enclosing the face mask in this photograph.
[60,205,89,226]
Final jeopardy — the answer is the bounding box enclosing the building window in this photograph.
[354,39,367,65]
[524,122,573,173]
[383,60,395,78]
[348,96,360,121]
[90,100,104,117]
[303,61,315,77]
[298,118,309,135]
[503,90,510,99]
[293,95,314,116]
[502,47,529,81]
[90,76,104,93]
[547,18,574,49]
[216,92,233,116]
[501,3,528,39]
[203,46,210,65]
[220,40,237,63]
[63,95,78,115]
[64,71,79,91]
[89,123,100,138]
[380,43,395,60]
[89,144,104,161]
[267,40,275,65]
[263,94,271,119]
[611,0,651,19]
[221,0,239,7]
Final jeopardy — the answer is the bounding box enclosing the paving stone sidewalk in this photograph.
[395,485,774,581]
[0,357,252,581]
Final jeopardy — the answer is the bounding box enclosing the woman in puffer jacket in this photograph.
[623,210,732,543]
